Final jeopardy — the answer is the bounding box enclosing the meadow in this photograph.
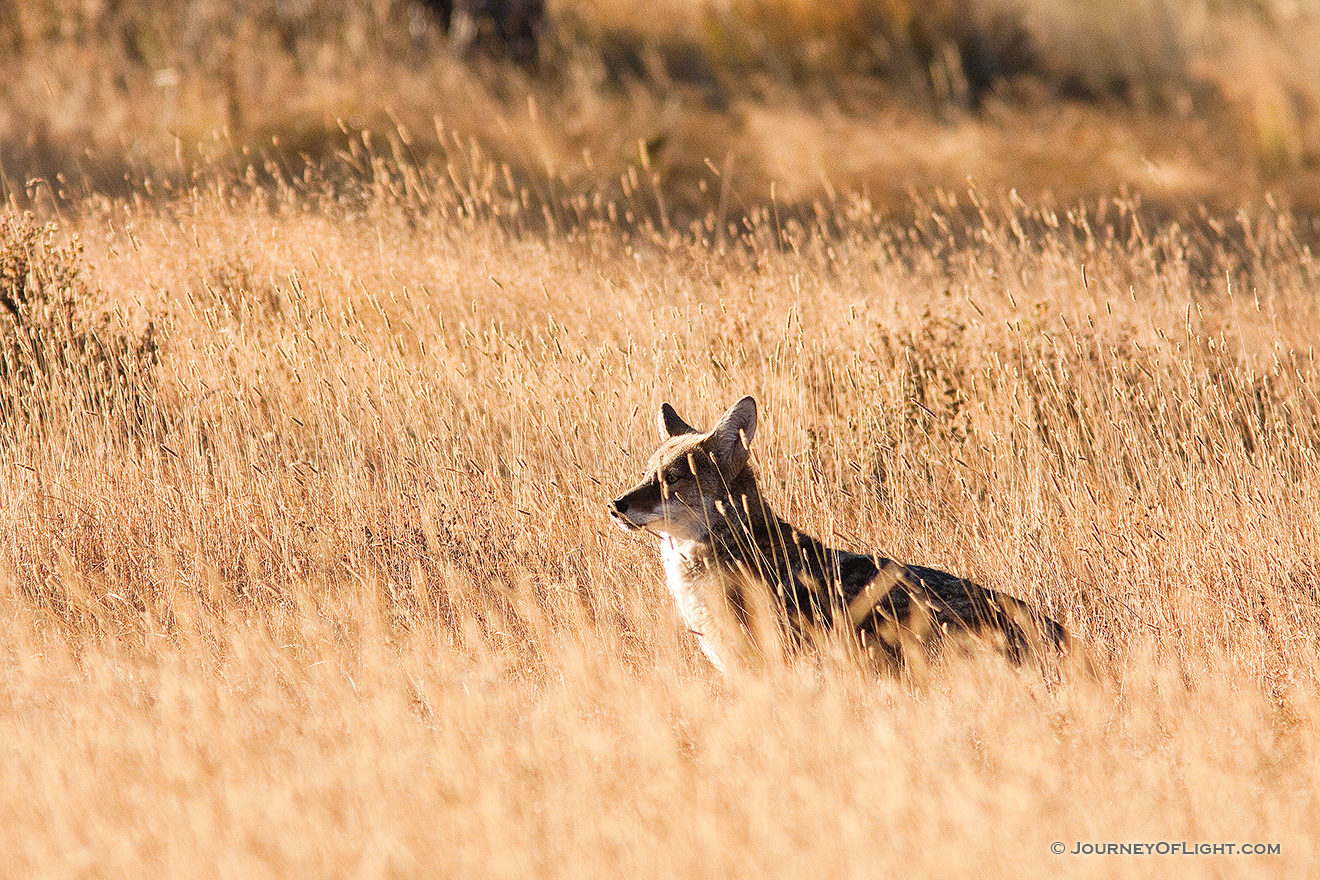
[0,155,1317,877]
[2,1,1320,877]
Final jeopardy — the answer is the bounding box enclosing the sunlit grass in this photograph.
[0,153,1316,876]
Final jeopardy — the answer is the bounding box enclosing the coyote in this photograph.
[609,396,1069,671]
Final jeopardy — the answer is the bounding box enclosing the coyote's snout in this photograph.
[611,396,1069,671]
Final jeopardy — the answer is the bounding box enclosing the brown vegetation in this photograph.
[0,156,1317,873]
[1,2,1319,875]
[1,0,1319,217]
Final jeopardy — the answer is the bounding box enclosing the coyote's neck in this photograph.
[710,482,841,617]
[662,470,844,647]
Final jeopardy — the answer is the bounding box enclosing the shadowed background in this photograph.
[2,0,1319,217]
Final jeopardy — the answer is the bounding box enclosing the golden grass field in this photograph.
[2,1,1320,877]
[1,166,1318,876]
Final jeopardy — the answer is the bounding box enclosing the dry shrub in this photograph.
[0,209,159,437]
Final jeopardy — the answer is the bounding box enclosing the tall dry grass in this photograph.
[0,151,1317,876]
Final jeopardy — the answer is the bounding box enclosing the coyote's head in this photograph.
[609,396,758,542]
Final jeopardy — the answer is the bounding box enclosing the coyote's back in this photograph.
[609,395,1069,671]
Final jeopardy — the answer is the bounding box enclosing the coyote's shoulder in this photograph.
[610,395,1069,671]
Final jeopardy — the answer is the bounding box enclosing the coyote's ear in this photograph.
[708,396,757,471]
[658,402,698,439]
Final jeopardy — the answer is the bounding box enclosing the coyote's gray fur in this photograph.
[609,396,1069,671]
